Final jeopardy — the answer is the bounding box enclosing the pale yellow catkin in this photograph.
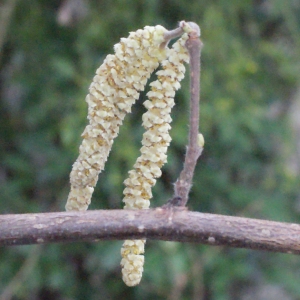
[120,34,190,287]
[66,25,168,211]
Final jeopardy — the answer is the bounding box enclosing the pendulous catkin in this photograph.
[120,34,190,287]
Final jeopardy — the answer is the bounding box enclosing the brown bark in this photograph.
[174,25,203,205]
[0,208,300,255]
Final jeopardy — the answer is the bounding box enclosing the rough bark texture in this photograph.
[0,208,300,254]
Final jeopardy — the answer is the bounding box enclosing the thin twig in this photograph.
[174,23,203,205]
[0,209,300,255]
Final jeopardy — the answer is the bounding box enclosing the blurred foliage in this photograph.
[1,0,300,299]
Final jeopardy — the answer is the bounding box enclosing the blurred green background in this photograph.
[1,0,300,299]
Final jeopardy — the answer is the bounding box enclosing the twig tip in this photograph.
[179,21,201,37]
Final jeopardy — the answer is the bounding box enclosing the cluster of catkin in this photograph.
[66,22,194,286]
[66,25,168,211]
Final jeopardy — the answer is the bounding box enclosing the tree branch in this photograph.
[1,208,300,255]
[174,23,203,205]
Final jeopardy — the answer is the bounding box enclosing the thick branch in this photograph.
[1,209,300,255]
